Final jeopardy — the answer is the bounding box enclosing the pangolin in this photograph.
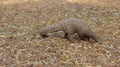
[39,18,98,43]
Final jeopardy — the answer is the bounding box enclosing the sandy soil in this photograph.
[0,0,120,67]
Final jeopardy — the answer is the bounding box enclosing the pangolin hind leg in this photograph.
[64,33,76,42]
[64,33,68,39]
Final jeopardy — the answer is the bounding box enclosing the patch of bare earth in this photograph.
[0,0,120,67]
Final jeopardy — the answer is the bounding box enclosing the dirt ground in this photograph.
[0,0,120,67]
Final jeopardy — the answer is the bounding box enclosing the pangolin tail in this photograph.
[39,22,63,35]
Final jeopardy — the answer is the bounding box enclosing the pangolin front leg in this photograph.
[64,33,76,42]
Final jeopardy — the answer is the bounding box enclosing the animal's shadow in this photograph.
[42,31,89,42]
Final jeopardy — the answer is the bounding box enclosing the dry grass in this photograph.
[66,0,120,8]
[0,0,120,67]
